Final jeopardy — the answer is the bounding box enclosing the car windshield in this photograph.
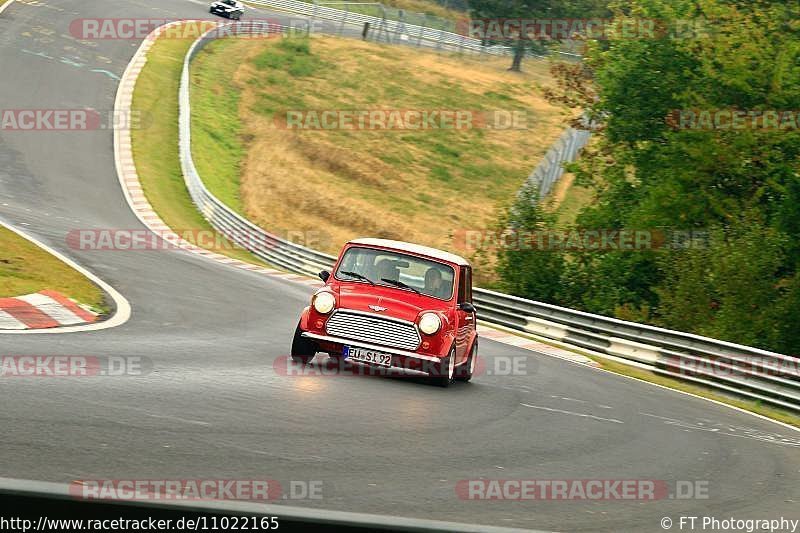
[335,247,455,300]
[222,0,236,5]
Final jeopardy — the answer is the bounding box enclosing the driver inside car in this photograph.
[424,267,448,299]
[375,259,399,282]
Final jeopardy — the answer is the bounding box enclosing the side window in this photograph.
[458,266,472,303]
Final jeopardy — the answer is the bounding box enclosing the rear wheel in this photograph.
[456,340,477,382]
[291,324,317,365]
[432,348,456,388]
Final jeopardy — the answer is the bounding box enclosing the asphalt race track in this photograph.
[0,1,798,531]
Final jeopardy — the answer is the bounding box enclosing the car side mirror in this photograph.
[318,270,330,282]
[458,302,476,313]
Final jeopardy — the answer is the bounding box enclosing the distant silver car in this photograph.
[209,0,244,20]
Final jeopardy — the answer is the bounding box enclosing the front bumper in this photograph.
[300,331,443,375]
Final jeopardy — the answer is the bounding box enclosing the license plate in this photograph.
[343,346,392,367]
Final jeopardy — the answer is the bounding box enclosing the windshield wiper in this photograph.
[341,271,375,285]
[380,278,420,295]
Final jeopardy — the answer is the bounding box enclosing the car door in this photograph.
[455,266,475,364]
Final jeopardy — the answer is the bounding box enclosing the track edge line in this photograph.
[0,219,131,334]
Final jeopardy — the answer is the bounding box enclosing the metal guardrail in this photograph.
[524,126,591,198]
[473,288,800,413]
[245,0,583,59]
[179,24,799,413]
[249,0,480,52]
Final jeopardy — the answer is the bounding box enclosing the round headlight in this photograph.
[418,312,441,335]
[313,292,335,314]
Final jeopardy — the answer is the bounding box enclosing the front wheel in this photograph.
[456,340,477,382]
[291,324,317,365]
[431,348,456,388]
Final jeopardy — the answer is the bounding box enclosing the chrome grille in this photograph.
[326,310,421,351]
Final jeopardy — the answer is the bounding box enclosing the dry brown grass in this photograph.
[195,36,575,279]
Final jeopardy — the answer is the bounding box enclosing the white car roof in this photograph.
[347,238,470,267]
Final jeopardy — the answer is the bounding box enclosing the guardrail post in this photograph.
[394,9,404,43]
[378,4,389,43]
[339,4,348,36]
[311,0,319,33]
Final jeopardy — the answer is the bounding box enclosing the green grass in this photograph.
[189,38,246,213]
[547,139,599,228]
[552,179,594,227]
[129,28,269,266]
[0,226,106,312]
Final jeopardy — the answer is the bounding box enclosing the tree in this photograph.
[495,184,565,301]
[489,0,800,351]
[563,0,800,351]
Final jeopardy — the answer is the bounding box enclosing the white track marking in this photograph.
[0,309,26,330]
[640,412,800,447]
[520,403,624,424]
[0,0,16,16]
[17,293,84,325]
[0,219,131,334]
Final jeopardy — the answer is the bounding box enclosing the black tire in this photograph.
[291,324,317,365]
[456,340,477,382]
[431,347,456,388]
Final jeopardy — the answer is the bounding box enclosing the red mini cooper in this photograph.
[291,238,478,387]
